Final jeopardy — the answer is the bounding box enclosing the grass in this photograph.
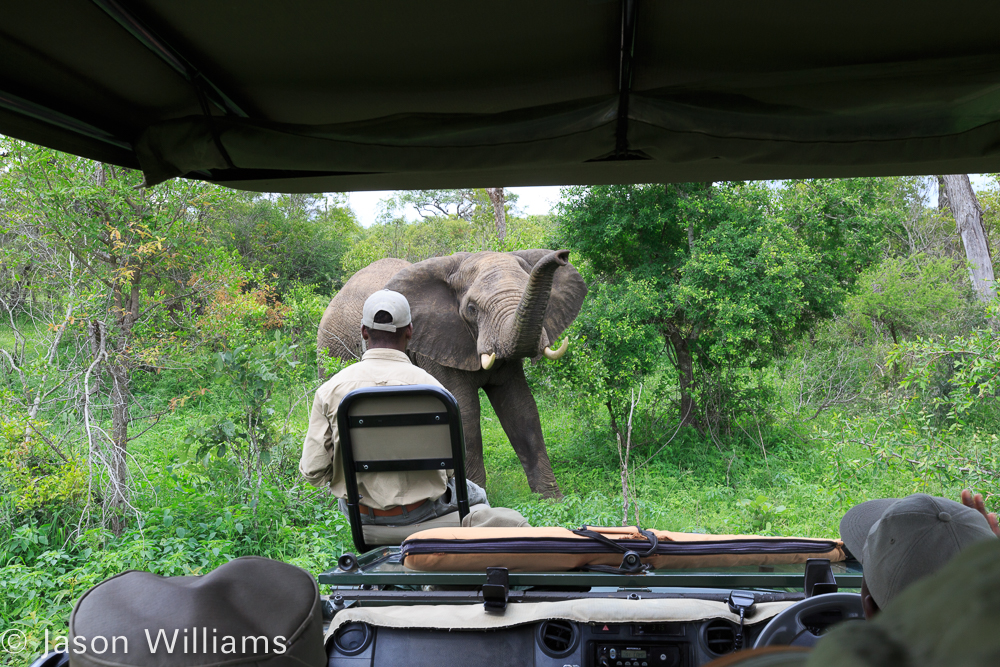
[2,351,996,667]
[482,389,972,538]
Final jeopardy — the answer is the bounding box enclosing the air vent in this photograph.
[536,620,578,657]
[332,622,372,656]
[703,620,737,655]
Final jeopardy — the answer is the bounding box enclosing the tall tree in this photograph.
[559,183,825,431]
[941,174,997,303]
[558,179,909,433]
[937,175,950,212]
[1,139,229,534]
[486,187,507,242]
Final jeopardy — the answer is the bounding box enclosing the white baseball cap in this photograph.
[840,493,995,607]
[362,290,411,332]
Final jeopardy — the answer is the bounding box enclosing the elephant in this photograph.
[317,249,587,499]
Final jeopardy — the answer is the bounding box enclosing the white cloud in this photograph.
[342,190,394,228]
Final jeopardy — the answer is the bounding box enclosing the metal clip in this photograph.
[804,558,838,598]
[482,567,509,612]
[619,550,646,573]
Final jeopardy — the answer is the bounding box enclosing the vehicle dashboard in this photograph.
[327,617,774,667]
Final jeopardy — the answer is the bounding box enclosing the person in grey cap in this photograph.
[839,492,997,619]
[806,533,1000,666]
[300,290,527,531]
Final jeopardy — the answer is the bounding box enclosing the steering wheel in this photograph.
[753,593,864,648]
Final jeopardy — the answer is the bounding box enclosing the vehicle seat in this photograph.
[337,384,471,553]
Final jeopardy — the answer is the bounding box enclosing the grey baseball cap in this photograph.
[839,493,995,607]
[362,290,411,331]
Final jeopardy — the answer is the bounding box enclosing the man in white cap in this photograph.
[838,492,997,619]
[300,290,526,531]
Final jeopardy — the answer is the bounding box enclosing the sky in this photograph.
[343,186,563,227]
[341,177,997,227]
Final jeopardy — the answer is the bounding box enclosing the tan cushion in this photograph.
[401,526,846,572]
[349,394,453,462]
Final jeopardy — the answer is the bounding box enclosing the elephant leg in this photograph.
[414,355,487,487]
[484,363,562,499]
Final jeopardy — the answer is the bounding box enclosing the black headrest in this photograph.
[69,556,325,667]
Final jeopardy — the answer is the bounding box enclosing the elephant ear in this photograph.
[385,253,480,371]
[511,249,588,341]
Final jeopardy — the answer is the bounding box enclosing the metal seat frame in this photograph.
[337,384,470,554]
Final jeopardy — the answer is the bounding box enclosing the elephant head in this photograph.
[385,250,587,371]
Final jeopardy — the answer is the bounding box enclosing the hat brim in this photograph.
[839,498,899,563]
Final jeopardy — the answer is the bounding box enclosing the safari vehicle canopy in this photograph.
[4,1,1000,193]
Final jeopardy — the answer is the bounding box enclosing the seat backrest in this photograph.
[336,384,469,553]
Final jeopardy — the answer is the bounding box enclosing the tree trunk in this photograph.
[486,188,507,242]
[668,331,697,427]
[108,361,131,536]
[937,176,950,213]
[941,174,997,302]
[105,270,138,537]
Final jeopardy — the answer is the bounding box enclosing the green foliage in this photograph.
[817,409,999,505]
[556,183,689,280]
[843,255,972,344]
[1,139,230,314]
[213,193,362,292]
[541,276,665,414]
[779,177,911,298]
[737,495,787,534]
[0,392,86,567]
[676,191,825,365]
[892,300,1000,421]
[186,332,306,506]
[0,463,349,663]
[342,215,473,273]
[339,189,555,277]
[555,182,837,432]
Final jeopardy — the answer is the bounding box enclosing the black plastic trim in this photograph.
[354,458,452,473]
[350,412,449,428]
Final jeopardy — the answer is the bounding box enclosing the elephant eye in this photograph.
[466,303,477,317]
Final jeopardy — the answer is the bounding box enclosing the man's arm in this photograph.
[299,391,335,487]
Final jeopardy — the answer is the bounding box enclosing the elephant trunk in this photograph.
[511,250,569,357]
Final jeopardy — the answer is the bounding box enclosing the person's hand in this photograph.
[961,489,1000,537]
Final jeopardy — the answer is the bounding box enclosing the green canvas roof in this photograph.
[4,1,1000,192]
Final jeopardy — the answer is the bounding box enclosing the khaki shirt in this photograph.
[299,348,448,509]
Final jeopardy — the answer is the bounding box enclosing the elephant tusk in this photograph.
[543,338,569,360]
[481,352,496,370]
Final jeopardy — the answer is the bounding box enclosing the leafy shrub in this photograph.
[892,299,1000,422]
[212,193,362,292]
[843,254,973,345]
[736,495,787,534]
